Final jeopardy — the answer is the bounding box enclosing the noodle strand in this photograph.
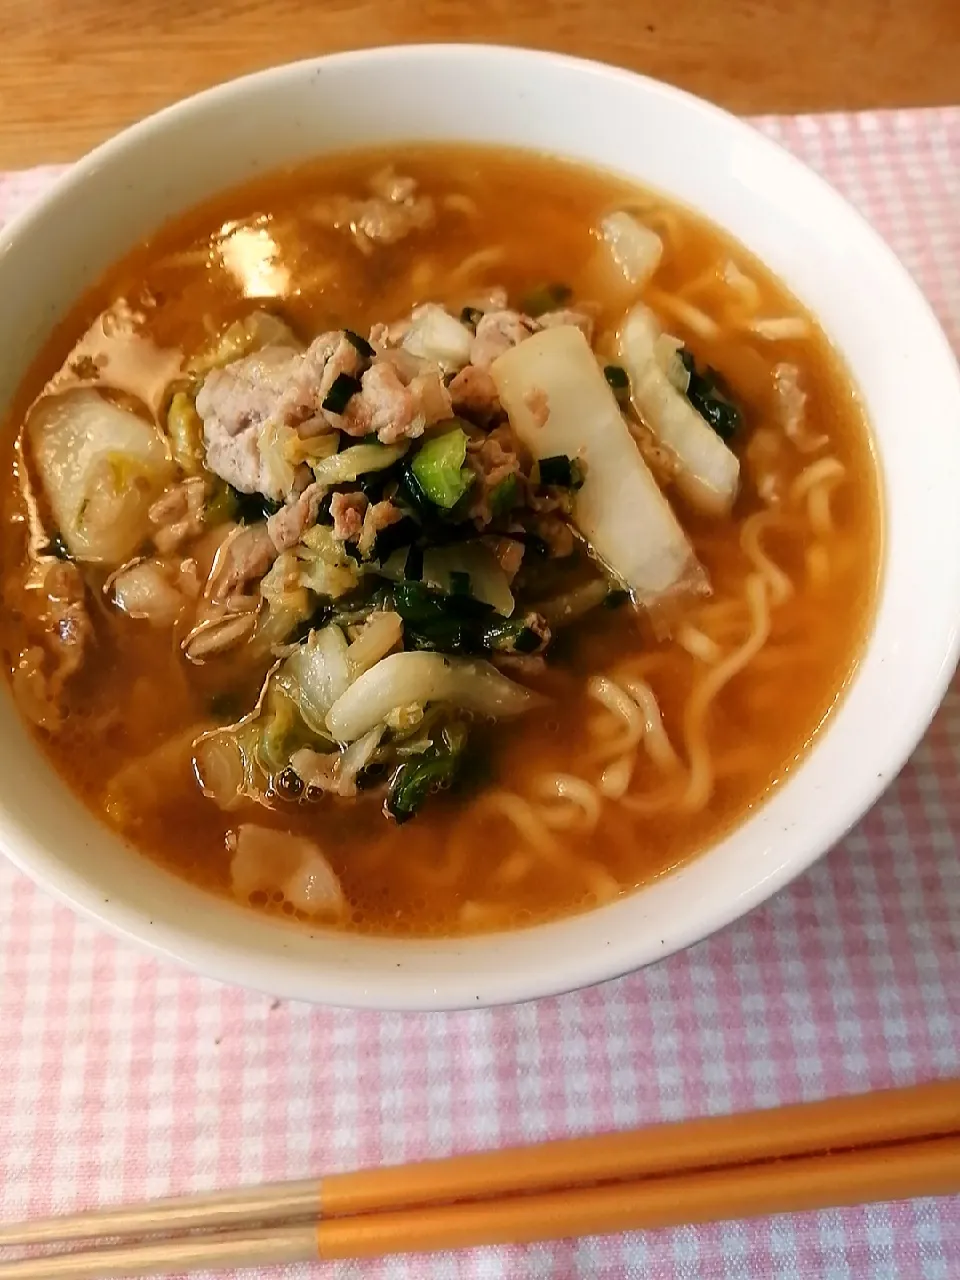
[740,510,794,605]
[679,574,772,812]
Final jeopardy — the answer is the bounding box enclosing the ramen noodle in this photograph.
[0,145,881,935]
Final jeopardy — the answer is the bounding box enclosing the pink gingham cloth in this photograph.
[1,107,959,1280]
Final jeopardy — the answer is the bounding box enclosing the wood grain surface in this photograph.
[0,0,957,167]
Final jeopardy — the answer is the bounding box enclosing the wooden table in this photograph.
[1,0,957,168]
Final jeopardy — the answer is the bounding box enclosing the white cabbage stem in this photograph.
[327,652,544,743]
[491,324,704,611]
[618,302,740,516]
[29,388,173,563]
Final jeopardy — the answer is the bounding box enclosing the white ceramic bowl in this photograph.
[1,46,958,1010]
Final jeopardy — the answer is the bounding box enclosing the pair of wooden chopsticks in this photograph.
[1,1080,958,1277]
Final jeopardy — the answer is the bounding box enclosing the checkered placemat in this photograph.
[0,107,958,1279]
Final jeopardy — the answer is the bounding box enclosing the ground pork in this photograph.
[196,332,346,497]
[465,425,523,526]
[467,306,595,368]
[537,308,595,342]
[11,559,93,729]
[337,168,434,249]
[334,362,452,444]
[266,483,325,553]
[358,500,403,559]
[448,364,501,421]
[149,477,207,554]
[195,345,303,496]
[207,524,277,603]
[470,310,540,368]
[330,492,368,542]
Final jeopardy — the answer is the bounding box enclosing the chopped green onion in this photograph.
[604,364,630,398]
[208,690,244,719]
[358,468,395,501]
[410,426,475,510]
[274,766,305,800]
[521,282,573,316]
[316,491,335,525]
[386,723,468,823]
[292,603,334,644]
[356,761,389,791]
[343,329,375,358]
[489,473,519,518]
[514,628,542,654]
[679,350,742,441]
[391,583,551,658]
[203,483,238,526]
[404,544,424,581]
[603,588,631,610]
[396,466,431,517]
[370,516,418,564]
[390,581,492,653]
[537,454,583,489]
[449,570,471,597]
[391,582,492,626]
[229,487,281,524]
[521,533,550,559]
[322,372,362,415]
[47,532,71,560]
[482,617,542,654]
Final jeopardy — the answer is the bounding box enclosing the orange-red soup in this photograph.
[0,146,881,936]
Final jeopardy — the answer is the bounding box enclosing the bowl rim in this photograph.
[1,43,959,1010]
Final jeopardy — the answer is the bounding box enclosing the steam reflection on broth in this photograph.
[0,145,880,935]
